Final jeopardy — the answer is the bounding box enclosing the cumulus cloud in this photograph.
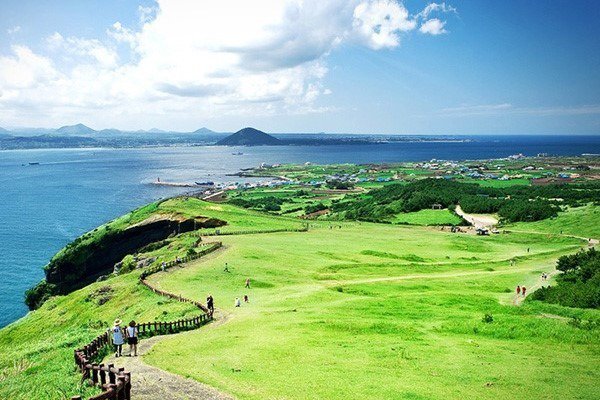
[46,32,119,68]
[353,0,416,49]
[0,46,58,90]
[0,0,455,128]
[419,19,447,35]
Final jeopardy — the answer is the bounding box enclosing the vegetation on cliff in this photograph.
[25,198,302,310]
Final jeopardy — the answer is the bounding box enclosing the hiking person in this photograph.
[235,297,241,307]
[516,286,521,296]
[111,319,124,357]
[126,321,138,357]
[522,286,527,296]
[244,294,249,303]
[527,248,530,253]
[224,262,230,273]
[161,261,166,272]
[245,278,250,289]
[207,294,214,316]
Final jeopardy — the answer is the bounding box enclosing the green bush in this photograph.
[531,248,600,309]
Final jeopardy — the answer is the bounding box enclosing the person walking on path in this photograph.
[235,297,241,307]
[111,319,124,357]
[522,286,527,297]
[245,278,251,289]
[224,263,230,273]
[126,320,139,357]
[516,286,521,296]
[207,294,214,317]
[243,294,249,303]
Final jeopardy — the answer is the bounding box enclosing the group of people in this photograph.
[110,319,139,357]
[235,278,251,307]
[516,286,527,297]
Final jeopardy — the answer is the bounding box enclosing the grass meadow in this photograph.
[144,221,599,400]
[1,202,598,399]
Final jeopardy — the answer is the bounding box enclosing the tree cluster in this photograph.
[531,248,600,309]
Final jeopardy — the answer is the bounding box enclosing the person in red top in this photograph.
[522,286,527,296]
[516,286,521,296]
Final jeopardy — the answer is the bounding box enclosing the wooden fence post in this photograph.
[125,372,132,400]
[117,374,126,400]
[99,364,106,385]
[108,363,115,384]
[92,363,98,385]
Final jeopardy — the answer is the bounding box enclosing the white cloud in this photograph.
[353,0,416,49]
[107,22,137,48]
[0,46,58,90]
[46,32,119,68]
[0,0,454,128]
[440,103,600,117]
[7,26,21,35]
[417,2,457,19]
[419,19,447,35]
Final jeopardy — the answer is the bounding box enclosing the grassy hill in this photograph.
[141,223,599,399]
[1,198,599,399]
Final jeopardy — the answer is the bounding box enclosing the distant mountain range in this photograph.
[0,123,228,149]
[0,124,464,150]
[217,127,282,146]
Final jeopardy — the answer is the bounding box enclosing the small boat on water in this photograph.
[28,162,40,165]
[232,152,244,155]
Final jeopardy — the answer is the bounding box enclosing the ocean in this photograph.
[1,135,599,327]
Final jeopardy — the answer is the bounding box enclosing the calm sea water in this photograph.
[1,135,599,327]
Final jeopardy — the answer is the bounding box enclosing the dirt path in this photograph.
[330,264,545,287]
[513,269,558,306]
[455,205,498,228]
[104,311,234,400]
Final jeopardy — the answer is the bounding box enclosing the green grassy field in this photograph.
[392,209,463,225]
[507,205,600,239]
[0,272,199,399]
[1,198,599,400]
[144,222,599,400]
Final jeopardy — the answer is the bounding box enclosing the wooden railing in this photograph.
[70,241,223,400]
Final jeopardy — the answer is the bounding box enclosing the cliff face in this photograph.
[26,214,225,309]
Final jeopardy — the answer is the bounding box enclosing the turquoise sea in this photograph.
[1,136,599,327]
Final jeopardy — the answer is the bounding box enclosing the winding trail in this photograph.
[104,311,234,400]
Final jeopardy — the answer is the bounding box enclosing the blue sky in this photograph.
[0,0,599,134]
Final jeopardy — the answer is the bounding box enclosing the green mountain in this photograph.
[55,123,97,135]
[216,127,282,146]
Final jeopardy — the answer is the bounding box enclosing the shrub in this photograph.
[531,248,600,309]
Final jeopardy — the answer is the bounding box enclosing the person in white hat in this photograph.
[111,319,124,357]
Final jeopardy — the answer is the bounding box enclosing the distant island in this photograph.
[217,127,282,146]
[0,123,473,150]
